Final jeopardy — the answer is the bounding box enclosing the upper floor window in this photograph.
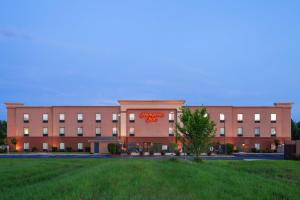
[237,128,243,136]
[59,127,65,136]
[112,113,118,122]
[168,127,174,136]
[59,114,65,123]
[77,127,83,136]
[95,127,101,136]
[43,127,48,136]
[254,114,260,123]
[129,113,135,122]
[129,127,135,136]
[23,114,29,123]
[254,127,260,136]
[169,112,175,122]
[112,127,118,136]
[271,128,276,136]
[96,113,101,123]
[23,128,29,136]
[77,113,83,123]
[220,127,225,136]
[237,114,243,123]
[42,113,48,123]
[271,114,277,123]
[220,113,225,123]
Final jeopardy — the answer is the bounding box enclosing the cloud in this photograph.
[0,28,31,40]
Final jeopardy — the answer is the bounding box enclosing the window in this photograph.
[77,113,83,122]
[59,127,65,136]
[220,128,225,136]
[254,114,261,123]
[255,143,260,150]
[112,113,118,122]
[169,112,175,122]
[59,143,65,150]
[78,143,83,150]
[112,127,118,136]
[129,127,135,136]
[59,113,65,122]
[77,127,83,136]
[237,128,243,136]
[129,113,135,122]
[23,128,29,136]
[95,127,101,136]
[43,143,48,150]
[271,114,277,123]
[255,128,260,136]
[23,114,29,123]
[220,113,225,122]
[169,127,174,136]
[237,114,243,123]
[271,128,276,136]
[43,127,48,136]
[96,113,101,122]
[42,113,48,123]
[24,143,29,150]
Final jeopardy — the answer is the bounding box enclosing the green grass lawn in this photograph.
[0,159,299,200]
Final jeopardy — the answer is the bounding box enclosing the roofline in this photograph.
[118,100,186,104]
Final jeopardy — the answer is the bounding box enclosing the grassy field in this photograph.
[0,159,299,200]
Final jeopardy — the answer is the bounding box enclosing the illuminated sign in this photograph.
[139,112,164,122]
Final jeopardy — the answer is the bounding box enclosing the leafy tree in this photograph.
[291,119,300,140]
[0,120,7,145]
[11,137,17,151]
[176,107,216,160]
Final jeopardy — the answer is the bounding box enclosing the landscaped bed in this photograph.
[0,159,299,200]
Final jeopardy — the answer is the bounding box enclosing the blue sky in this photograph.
[0,1,299,120]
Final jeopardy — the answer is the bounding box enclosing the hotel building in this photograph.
[5,100,292,153]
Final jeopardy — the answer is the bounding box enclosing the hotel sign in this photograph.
[139,112,164,122]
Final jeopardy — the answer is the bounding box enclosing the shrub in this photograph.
[251,147,258,153]
[66,147,72,152]
[85,147,91,152]
[107,143,121,155]
[31,147,38,152]
[152,143,162,153]
[182,144,191,155]
[52,147,58,152]
[225,143,234,154]
[168,143,178,153]
[175,150,180,156]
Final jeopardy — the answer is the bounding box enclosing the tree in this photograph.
[0,120,7,145]
[291,119,300,140]
[11,137,17,151]
[176,107,216,160]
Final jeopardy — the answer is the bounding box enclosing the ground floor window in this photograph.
[59,143,65,150]
[78,143,83,151]
[255,143,260,150]
[24,143,29,150]
[43,143,48,150]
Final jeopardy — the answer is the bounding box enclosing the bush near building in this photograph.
[107,143,122,155]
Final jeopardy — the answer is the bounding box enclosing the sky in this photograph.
[0,0,299,120]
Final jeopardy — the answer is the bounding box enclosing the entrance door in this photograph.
[94,142,99,153]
